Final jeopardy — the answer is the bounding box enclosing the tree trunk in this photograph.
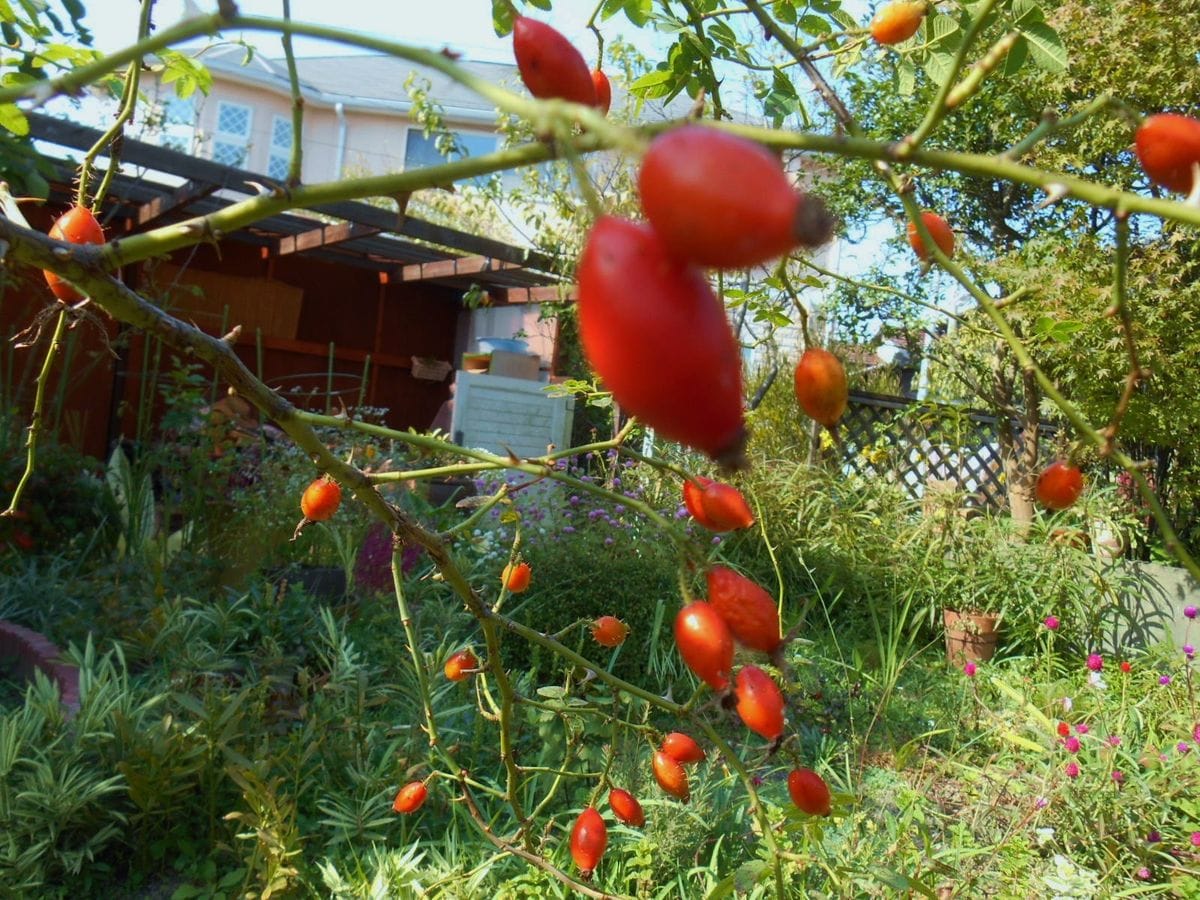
[992,348,1040,530]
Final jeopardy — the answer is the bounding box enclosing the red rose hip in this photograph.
[639,126,833,269]
[578,217,747,466]
[512,16,597,106]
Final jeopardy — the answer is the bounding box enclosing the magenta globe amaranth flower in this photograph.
[1086,653,1104,671]
[1064,736,1081,753]
[1075,723,1089,735]
[1159,674,1172,686]
[1044,615,1060,630]
[1185,605,1198,619]
[1180,742,1193,755]
[1136,867,1151,881]
[1147,831,1161,843]
[1191,832,1200,848]
[1064,762,1080,778]
[1111,770,1125,784]
[963,661,977,677]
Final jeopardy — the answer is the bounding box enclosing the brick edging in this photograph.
[0,620,81,715]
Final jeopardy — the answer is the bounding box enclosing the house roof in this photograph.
[192,44,516,120]
[28,111,569,302]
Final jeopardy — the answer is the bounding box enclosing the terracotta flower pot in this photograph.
[943,609,1000,665]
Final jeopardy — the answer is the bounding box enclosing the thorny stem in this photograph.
[775,262,813,351]
[80,0,153,208]
[279,0,304,187]
[4,308,67,518]
[693,718,789,898]
[458,776,627,900]
[896,0,1003,155]
[1102,213,1147,453]
[391,546,439,748]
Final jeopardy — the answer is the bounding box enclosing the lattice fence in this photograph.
[838,390,1054,507]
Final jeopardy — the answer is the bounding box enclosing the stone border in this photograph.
[0,620,80,715]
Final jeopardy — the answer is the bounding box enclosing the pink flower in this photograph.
[1160,674,1173,686]
[1044,616,1060,630]
[1064,736,1082,753]
[1035,796,1048,809]
[1075,723,1089,735]
[1185,606,1197,619]
[1136,867,1151,880]
[963,661,977,677]
[1178,742,1191,755]
[1194,723,1200,743]
[1111,770,1124,784]
[1087,653,1104,671]
[1108,734,1122,747]
[1065,762,1080,778]
[1147,831,1161,843]
[1191,832,1200,848]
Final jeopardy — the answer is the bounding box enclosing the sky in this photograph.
[80,0,656,61]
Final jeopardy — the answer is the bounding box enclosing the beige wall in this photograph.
[149,74,498,184]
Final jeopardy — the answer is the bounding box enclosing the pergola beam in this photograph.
[399,255,526,282]
[134,179,219,227]
[501,284,576,304]
[275,221,381,255]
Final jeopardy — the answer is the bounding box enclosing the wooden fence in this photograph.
[838,390,1173,515]
[838,390,1048,506]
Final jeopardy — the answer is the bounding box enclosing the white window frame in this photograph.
[212,100,253,168]
[267,114,293,181]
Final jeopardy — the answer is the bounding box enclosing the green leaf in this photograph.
[799,14,832,37]
[923,50,959,87]
[896,59,916,97]
[1021,22,1067,73]
[628,68,677,99]
[0,102,27,135]
[1034,315,1085,342]
[622,0,652,27]
[1001,35,1028,78]
[525,0,552,9]
[733,860,768,892]
[1011,0,1044,26]
[491,0,514,36]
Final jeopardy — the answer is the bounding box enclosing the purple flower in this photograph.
[711,536,722,545]
[613,504,626,515]
[1186,605,1198,619]
[1065,762,1080,778]
[1194,723,1200,743]
[1160,674,1172,686]
[1064,736,1081,753]
[1111,770,1124,784]
[1035,796,1048,809]
[603,537,614,546]
[1087,653,1104,671]
[963,661,977,677]
[675,506,689,519]
[1147,831,1161,843]
[1185,644,1195,660]
[1044,615,1060,630]
[1178,742,1191,755]
[569,495,581,506]
[562,526,576,534]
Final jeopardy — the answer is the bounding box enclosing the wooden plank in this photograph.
[243,333,412,371]
[275,221,381,256]
[400,255,525,282]
[135,179,219,227]
[501,284,577,304]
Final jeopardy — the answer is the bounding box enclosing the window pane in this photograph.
[267,155,290,180]
[213,141,246,167]
[271,116,292,151]
[405,129,498,187]
[163,96,194,126]
[217,103,250,137]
